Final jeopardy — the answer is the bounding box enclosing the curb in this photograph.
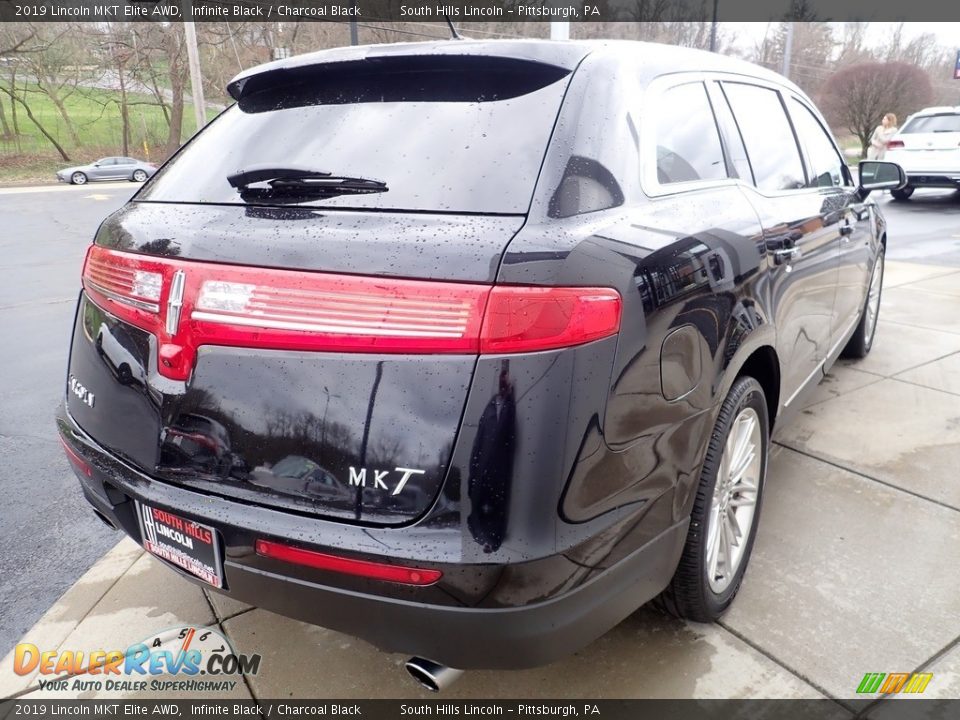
[0,182,136,195]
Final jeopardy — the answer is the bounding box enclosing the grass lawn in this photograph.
[0,85,213,185]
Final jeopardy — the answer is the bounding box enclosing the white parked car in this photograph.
[884,106,960,200]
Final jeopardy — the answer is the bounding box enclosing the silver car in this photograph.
[56,156,157,185]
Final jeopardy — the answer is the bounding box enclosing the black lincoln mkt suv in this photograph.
[57,40,905,690]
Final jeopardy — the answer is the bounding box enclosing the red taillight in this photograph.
[255,539,442,586]
[481,286,621,353]
[190,267,490,355]
[81,246,622,381]
[84,247,163,312]
[886,140,905,149]
[60,436,92,477]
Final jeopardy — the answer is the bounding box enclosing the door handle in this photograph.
[772,246,802,265]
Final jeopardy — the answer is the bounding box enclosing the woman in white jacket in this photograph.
[868,113,898,159]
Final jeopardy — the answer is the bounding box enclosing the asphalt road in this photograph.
[0,182,958,658]
[0,182,135,657]
[882,188,960,265]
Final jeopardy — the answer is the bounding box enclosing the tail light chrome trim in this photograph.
[165,270,186,335]
[85,252,162,311]
[85,280,160,313]
[81,245,622,382]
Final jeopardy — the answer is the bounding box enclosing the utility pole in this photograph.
[182,11,206,132]
[350,0,359,47]
[781,22,794,80]
[709,0,719,52]
[550,22,569,41]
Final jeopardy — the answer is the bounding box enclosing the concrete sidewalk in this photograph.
[3,260,960,707]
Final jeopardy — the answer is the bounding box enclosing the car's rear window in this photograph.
[901,114,960,133]
[138,57,571,214]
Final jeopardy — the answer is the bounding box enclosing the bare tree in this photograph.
[15,23,87,147]
[819,61,934,157]
[876,23,940,72]
[0,24,73,157]
[0,84,70,160]
[835,22,870,67]
[0,27,35,139]
[751,21,834,95]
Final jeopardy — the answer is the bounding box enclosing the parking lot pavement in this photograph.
[2,261,958,703]
[878,190,960,266]
[723,447,960,699]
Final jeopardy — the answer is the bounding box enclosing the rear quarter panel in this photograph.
[498,53,777,552]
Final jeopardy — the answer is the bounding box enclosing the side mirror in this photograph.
[93,163,101,167]
[858,160,907,197]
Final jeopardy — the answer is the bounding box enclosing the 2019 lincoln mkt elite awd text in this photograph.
[57,40,906,687]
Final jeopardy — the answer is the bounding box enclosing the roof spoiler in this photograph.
[226,41,588,101]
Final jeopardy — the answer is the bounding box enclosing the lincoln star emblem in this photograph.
[166,270,186,335]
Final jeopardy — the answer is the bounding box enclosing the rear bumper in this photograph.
[902,171,960,188]
[57,405,687,670]
[215,522,686,670]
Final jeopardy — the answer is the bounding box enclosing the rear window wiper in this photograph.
[227,165,388,201]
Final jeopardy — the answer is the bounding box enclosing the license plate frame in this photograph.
[135,501,224,589]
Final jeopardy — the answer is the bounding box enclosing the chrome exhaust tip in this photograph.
[92,509,118,530]
[405,657,464,692]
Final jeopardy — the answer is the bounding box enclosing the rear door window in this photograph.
[709,82,754,183]
[901,114,960,133]
[722,83,806,192]
[789,99,846,188]
[138,57,571,214]
[654,82,727,185]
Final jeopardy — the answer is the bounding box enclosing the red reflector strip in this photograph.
[886,140,904,149]
[80,245,622,381]
[60,436,92,477]
[255,539,442,586]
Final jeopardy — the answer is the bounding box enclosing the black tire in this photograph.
[890,186,914,201]
[132,170,147,182]
[71,172,87,185]
[841,246,885,359]
[118,364,133,385]
[657,375,769,622]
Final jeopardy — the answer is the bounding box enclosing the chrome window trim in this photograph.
[640,71,831,201]
[785,94,856,191]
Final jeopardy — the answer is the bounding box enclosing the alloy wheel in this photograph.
[72,172,86,185]
[864,253,884,347]
[706,406,762,594]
